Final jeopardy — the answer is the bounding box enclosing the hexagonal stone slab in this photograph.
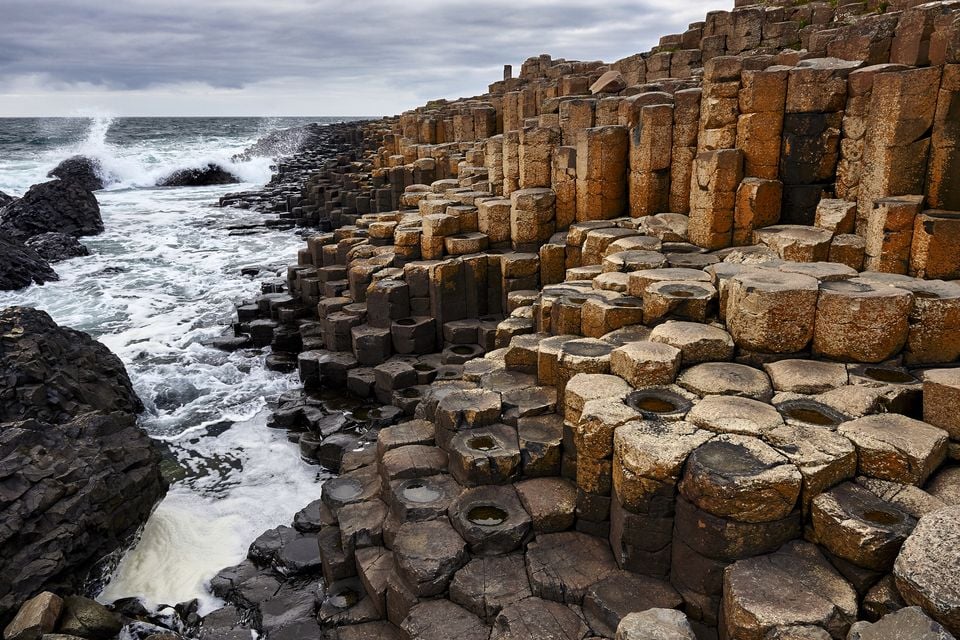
[678,434,802,523]
[764,359,849,394]
[686,395,784,437]
[811,482,916,572]
[894,505,960,635]
[677,362,773,401]
[447,423,521,486]
[837,414,948,486]
[525,531,617,604]
[848,606,956,640]
[379,445,449,486]
[392,519,468,597]
[649,320,735,364]
[613,420,713,516]
[514,477,577,533]
[400,599,489,640]
[582,570,682,637]
[721,541,858,640]
[616,608,696,640]
[449,554,533,623]
[764,423,857,513]
[449,485,532,556]
[490,596,588,640]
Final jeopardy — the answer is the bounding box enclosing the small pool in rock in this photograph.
[625,389,692,418]
[327,586,360,609]
[467,434,500,452]
[324,477,364,502]
[402,481,443,504]
[862,367,917,385]
[778,399,847,428]
[467,505,509,526]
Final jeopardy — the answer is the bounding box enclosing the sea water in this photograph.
[0,116,347,612]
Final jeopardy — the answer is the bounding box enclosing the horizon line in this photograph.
[0,115,385,119]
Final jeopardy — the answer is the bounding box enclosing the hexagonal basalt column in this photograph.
[678,434,802,523]
[392,519,468,598]
[838,415,948,486]
[525,531,618,604]
[449,484,532,556]
[447,423,521,487]
[811,482,916,572]
[813,279,913,363]
[725,271,819,354]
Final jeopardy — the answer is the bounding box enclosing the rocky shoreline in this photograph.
[5,1,960,640]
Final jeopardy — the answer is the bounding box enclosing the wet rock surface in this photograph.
[0,307,143,423]
[156,163,239,187]
[0,180,102,241]
[0,237,59,291]
[24,233,90,263]
[47,156,106,192]
[0,309,164,624]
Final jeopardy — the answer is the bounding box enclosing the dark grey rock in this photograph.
[0,307,143,424]
[24,233,89,263]
[57,596,122,640]
[0,237,58,291]
[0,180,102,241]
[48,156,105,191]
[156,164,239,187]
[0,310,164,625]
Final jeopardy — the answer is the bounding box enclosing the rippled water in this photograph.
[0,116,346,612]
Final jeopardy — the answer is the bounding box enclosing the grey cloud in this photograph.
[0,0,728,114]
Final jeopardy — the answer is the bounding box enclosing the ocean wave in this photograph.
[48,116,276,190]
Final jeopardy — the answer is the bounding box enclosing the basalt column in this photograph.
[629,104,674,218]
[733,66,787,245]
[780,58,861,224]
[575,126,628,222]
[857,66,942,229]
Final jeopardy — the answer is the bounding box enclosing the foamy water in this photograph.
[0,116,338,612]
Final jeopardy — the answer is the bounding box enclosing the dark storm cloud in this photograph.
[0,0,721,102]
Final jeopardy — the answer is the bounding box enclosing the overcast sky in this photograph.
[0,1,728,118]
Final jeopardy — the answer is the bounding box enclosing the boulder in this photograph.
[24,233,89,263]
[0,237,58,291]
[156,163,240,187]
[615,608,697,640]
[2,592,62,640]
[0,309,164,623]
[47,156,105,191]
[847,606,956,640]
[0,180,102,241]
[57,597,121,640]
[0,307,143,424]
[721,541,858,640]
[0,191,14,207]
[591,70,627,94]
[894,506,960,635]
[0,412,166,624]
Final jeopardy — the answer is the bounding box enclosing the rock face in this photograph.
[0,180,102,241]
[0,307,143,423]
[0,191,14,207]
[894,506,960,636]
[24,233,90,263]
[0,307,165,624]
[0,237,58,291]
[47,156,105,192]
[0,411,167,625]
[156,163,240,187]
